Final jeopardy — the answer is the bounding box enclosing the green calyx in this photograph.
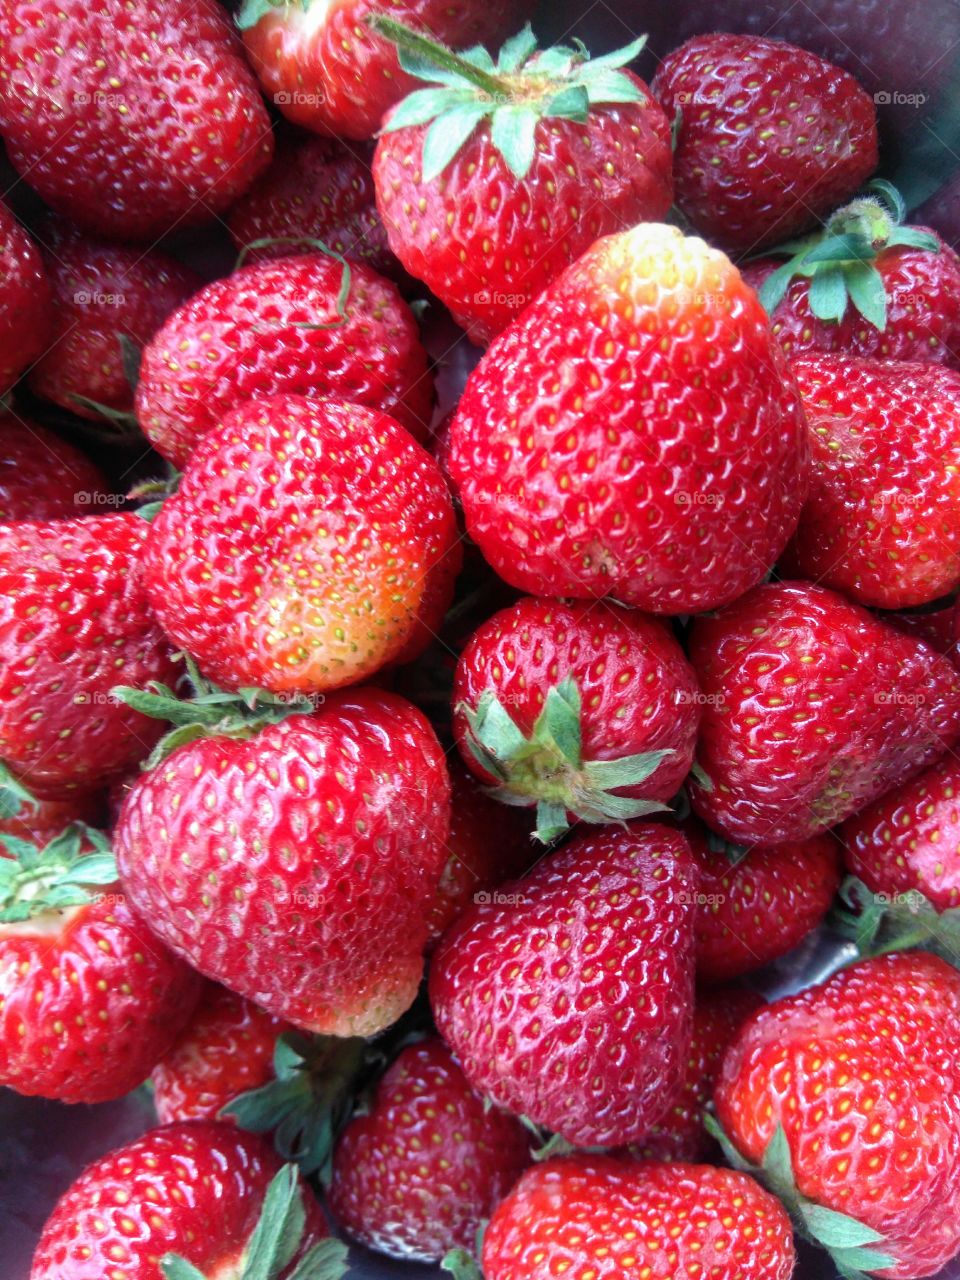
[705,1117,897,1279]
[161,1164,348,1280]
[0,762,38,822]
[458,675,673,843]
[704,828,750,868]
[758,179,940,331]
[371,17,648,181]
[831,874,960,967]
[0,824,118,924]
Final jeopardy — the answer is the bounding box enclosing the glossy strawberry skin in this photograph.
[329,1036,530,1261]
[0,202,51,393]
[0,0,273,242]
[652,33,877,254]
[430,822,697,1147]
[781,356,960,608]
[30,1122,328,1280]
[717,951,960,1280]
[135,253,433,467]
[143,396,460,695]
[0,415,108,522]
[0,514,178,798]
[689,581,960,845]
[115,688,451,1037]
[482,1156,796,1280]
[374,75,672,343]
[446,223,808,614]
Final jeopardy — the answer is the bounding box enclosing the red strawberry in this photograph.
[0,0,273,243]
[143,395,460,695]
[478,1156,796,1280]
[0,414,109,522]
[372,25,672,344]
[888,602,958,663]
[689,581,960,845]
[452,597,700,840]
[135,253,433,467]
[0,824,201,1104]
[715,951,960,1279]
[651,32,877,254]
[27,220,199,421]
[0,514,177,798]
[780,355,960,608]
[0,202,51,393]
[238,0,532,141]
[114,683,451,1036]
[430,822,697,1147]
[446,222,808,614]
[30,1122,342,1280]
[0,789,103,845]
[329,1036,530,1260]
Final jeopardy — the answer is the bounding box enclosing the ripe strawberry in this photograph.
[889,602,958,663]
[0,788,103,845]
[143,395,460,695]
[30,1122,343,1280]
[652,32,878,254]
[372,24,672,344]
[0,201,51,393]
[0,514,177,798]
[446,222,808,614]
[114,684,451,1037]
[689,581,960,845]
[715,951,960,1279]
[0,824,201,1104]
[780,355,960,608]
[478,1156,796,1280]
[0,414,108,522]
[453,597,699,841]
[430,822,697,1147]
[329,1036,531,1261]
[0,0,273,243]
[135,253,433,467]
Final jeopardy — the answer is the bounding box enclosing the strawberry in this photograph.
[142,395,460,695]
[114,681,452,1036]
[0,788,103,845]
[0,514,177,798]
[27,220,199,421]
[889,602,959,663]
[0,414,109,522]
[452,596,700,840]
[237,0,532,141]
[781,355,960,608]
[651,32,878,255]
[135,253,434,467]
[328,1036,530,1261]
[430,822,697,1147]
[715,950,960,1279]
[689,581,960,845]
[0,201,51,393]
[0,824,201,1104]
[371,24,672,344]
[0,0,273,243]
[445,222,809,614]
[30,1122,344,1280]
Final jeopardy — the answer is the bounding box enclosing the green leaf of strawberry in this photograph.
[0,823,119,924]
[0,762,38,820]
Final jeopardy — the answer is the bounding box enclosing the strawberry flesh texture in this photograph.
[0,415,109,522]
[0,202,51,393]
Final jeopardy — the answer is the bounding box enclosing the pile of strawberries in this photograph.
[2,1,960,1278]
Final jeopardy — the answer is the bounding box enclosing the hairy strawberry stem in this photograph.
[369,15,510,98]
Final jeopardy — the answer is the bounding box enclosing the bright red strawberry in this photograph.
[30,1122,342,1280]
[143,395,460,694]
[135,253,433,467]
[0,514,177,798]
[0,414,109,522]
[446,223,808,614]
[0,0,273,243]
[652,32,877,254]
[430,822,697,1147]
[329,1036,530,1261]
[372,25,672,344]
[0,825,201,1104]
[689,581,960,845]
[715,951,960,1279]
[479,1156,796,1280]
[453,597,699,840]
[238,0,532,140]
[115,684,451,1037]
[0,202,51,393]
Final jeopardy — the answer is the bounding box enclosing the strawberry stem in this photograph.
[369,15,510,98]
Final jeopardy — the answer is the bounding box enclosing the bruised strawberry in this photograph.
[0,202,51,393]
[0,415,109,522]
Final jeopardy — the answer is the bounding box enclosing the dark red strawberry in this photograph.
[372,24,672,343]
[135,253,434,466]
[0,201,51,393]
[0,0,273,242]
[430,822,697,1147]
[0,788,103,845]
[652,32,878,254]
[689,581,960,845]
[0,414,109,522]
[888,602,958,663]
[329,1036,530,1261]
[453,596,699,840]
